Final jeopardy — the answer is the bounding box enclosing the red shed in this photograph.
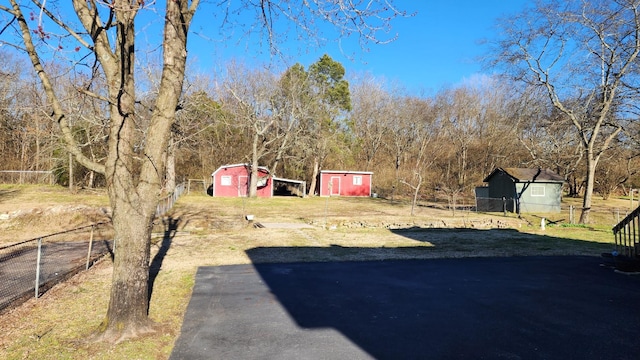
[318,170,373,197]
[210,163,272,197]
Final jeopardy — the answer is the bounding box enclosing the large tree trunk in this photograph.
[102,194,155,339]
[96,0,193,341]
[97,5,151,341]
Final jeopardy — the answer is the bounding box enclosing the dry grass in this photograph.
[0,185,110,244]
[0,187,620,359]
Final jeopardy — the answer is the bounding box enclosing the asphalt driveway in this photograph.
[170,256,640,359]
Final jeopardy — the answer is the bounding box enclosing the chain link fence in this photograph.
[0,222,113,312]
[1,183,187,312]
[0,171,55,185]
[473,196,632,227]
[156,182,186,216]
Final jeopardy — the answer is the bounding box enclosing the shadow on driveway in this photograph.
[171,255,640,359]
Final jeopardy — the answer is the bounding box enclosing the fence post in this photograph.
[502,197,506,216]
[569,205,573,224]
[35,237,42,299]
[86,225,95,270]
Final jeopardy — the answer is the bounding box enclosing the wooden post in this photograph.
[86,225,95,270]
[569,205,574,224]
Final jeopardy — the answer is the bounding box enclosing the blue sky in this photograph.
[185,1,530,94]
[2,1,529,94]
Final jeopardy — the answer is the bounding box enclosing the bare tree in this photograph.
[492,0,640,223]
[384,92,420,200]
[220,62,284,197]
[270,63,312,177]
[516,97,585,195]
[471,79,526,177]
[435,86,484,192]
[174,82,234,181]
[398,97,437,215]
[0,0,408,341]
[1,57,45,172]
[596,146,639,199]
[350,76,393,171]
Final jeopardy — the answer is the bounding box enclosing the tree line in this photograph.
[2,52,639,205]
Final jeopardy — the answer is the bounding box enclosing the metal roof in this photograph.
[484,168,565,183]
[320,170,374,175]
[211,163,270,177]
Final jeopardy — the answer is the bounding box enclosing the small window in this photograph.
[353,176,363,186]
[531,185,545,197]
[220,175,232,186]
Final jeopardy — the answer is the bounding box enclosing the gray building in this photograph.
[476,168,565,213]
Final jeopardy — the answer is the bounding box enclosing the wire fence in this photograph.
[0,222,113,312]
[0,182,187,312]
[156,182,186,216]
[361,192,636,230]
[0,170,55,185]
[475,197,563,215]
[430,196,633,228]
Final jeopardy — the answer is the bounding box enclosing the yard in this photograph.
[0,185,620,359]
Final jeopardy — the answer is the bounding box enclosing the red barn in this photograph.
[318,170,373,197]
[210,164,272,197]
